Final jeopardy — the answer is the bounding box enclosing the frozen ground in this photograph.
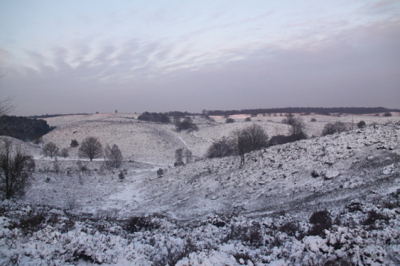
[0,113,399,265]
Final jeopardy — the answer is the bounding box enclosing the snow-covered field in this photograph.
[0,113,399,265]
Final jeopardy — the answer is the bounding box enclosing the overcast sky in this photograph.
[1,0,399,116]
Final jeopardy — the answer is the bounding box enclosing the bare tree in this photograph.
[0,72,15,116]
[290,118,306,136]
[283,113,306,136]
[282,113,295,125]
[0,139,35,199]
[230,124,269,165]
[104,144,123,168]
[243,124,269,151]
[78,137,103,161]
[43,142,59,158]
[230,129,251,165]
[0,96,15,116]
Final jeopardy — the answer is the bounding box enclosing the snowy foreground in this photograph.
[0,115,400,265]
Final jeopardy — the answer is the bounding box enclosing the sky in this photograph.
[0,0,400,116]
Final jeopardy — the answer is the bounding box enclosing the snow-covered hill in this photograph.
[0,114,399,265]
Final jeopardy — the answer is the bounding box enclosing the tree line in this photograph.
[204,107,399,117]
[0,116,54,141]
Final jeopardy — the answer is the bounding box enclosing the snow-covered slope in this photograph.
[87,122,399,220]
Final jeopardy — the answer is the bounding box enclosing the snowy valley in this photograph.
[0,113,400,265]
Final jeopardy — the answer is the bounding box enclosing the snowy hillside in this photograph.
[41,113,399,164]
[0,114,399,265]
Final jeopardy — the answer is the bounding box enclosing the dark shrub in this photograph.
[308,210,332,236]
[125,216,159,233]
[224,223,263,246]
[311,170,320,178]
[157,168,164,177]
[357,120,366,128]
[383,112,392,117]
[206,138,234,158]
[346,202,363,212]
[175,117,198,131]
[310,118,317,122]
[244,117,251,122]
[233,252,253,265]
[225,118,235,123]
[13,213,46,233]
[322,122,350,136]
[118,171,125,181]
[363,210,389,226]
[70,139,79,147]
[279,221,300,237]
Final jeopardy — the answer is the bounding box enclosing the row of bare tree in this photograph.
[42,137,123,168]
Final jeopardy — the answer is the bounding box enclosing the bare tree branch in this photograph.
[0,71,15,116]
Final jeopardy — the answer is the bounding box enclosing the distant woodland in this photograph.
[0,116,53,141]
[203,107,399,116]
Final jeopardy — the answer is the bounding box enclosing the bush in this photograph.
[363,210,389,226]
[308,210,332,236]
[225,118,235,123]
[206,138,235,158]
[78,137,103,161]
[310,118,317,122]
[43,142,59,158]
[244,117,251,122]
[383,112,392,117]
[0,140,35,199]
[118,171,125,181]
[125,216,159,233]
[14,213,46,233]
[322,122,350,136]
[157,168,164,177]
[70,139,79,148]
[175,117,198,131]
[357,120,366,128]
[279,221,300,237]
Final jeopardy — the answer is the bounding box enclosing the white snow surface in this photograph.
[1,113,400,265]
